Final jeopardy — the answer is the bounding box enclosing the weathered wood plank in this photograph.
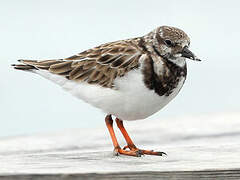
[0,114,240,177]
[1,170,240,180]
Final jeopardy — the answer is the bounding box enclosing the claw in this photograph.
[160,151,167,156]
[153,151,167,156]
[113,149,120,156]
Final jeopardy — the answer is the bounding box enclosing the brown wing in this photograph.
[14,39,143,88]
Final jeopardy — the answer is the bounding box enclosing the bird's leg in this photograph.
[105,115,142,157]
[115,118,166,156]
[115,118,137,151]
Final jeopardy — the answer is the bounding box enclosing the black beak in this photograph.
[181,46,201,61]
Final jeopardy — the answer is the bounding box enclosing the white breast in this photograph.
[35,68,185,121]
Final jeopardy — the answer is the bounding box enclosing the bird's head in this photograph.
[149,26,201,63]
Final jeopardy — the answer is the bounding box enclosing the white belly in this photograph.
[35,69,185,121]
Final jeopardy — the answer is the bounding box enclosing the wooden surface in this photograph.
[1,170,240,180]
[0,113,240,179]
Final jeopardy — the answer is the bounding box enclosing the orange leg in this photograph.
[115,118,166,156]
[105,115,142,157]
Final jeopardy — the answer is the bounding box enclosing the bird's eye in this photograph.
[164,40,173,47]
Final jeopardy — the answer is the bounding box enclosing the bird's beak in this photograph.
[181,46,201,61]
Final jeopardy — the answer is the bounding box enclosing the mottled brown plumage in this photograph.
[14,39,143,88]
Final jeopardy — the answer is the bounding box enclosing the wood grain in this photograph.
[1,170,240,180]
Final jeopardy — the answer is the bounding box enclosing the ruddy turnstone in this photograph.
[12,26,201,157]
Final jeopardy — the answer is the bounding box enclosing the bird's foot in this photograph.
[113,147,142,157]
[123,145,167,156]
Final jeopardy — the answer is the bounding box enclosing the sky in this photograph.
[0,0,239,137]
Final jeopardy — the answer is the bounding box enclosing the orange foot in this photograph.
[123,145,167,156]
[113,147,143,157]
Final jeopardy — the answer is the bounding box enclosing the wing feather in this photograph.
[15,39,144,88]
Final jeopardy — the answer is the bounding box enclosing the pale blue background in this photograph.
[0,0,239,137]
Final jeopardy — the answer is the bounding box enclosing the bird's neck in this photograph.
[165,57,186,69]
[141,54,187,97]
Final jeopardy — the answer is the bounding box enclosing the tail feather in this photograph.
[12,59,64,71]
[11,64,37,70]
[12,59,37,70]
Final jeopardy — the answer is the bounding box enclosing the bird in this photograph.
[12,26,201,157]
